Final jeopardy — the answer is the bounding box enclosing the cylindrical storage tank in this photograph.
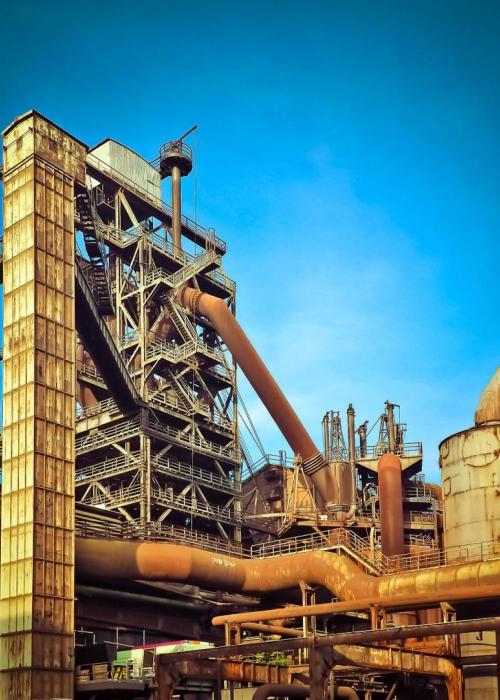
[440,423,500,558]
[440,417,500,699]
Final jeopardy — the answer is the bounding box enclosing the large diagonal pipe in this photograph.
[176,287,336,505]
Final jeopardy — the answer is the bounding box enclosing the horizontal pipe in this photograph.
[76,584,207,611]
[457,655,496,667]
[241,622,303,637]
[76,538,500,613]
[336,690,360,700]
[253,684,308,700]
[149,617,500,663]
[212,584,500,626]
[177,287,336,504]
[253,685,359,700]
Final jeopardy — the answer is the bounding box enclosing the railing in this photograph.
[152,454,238,494]
[356,508,437,527]
[76,452,142,485]
[157,140,193,164]
[131,521,247,554]
[77,360,105,383]
[203,363,235,385]
[87,153,226,253]
[76,516,124,540]
[151,486,241,525]
[146,388,192,415]
[76,397,120,421]
[241,452,292,481]
[85,483,142,509]
[83,482,239,525]
[76,518,248,556]
[76,413,239,462]
[148,229,191,264]
[168,249,220,287]
[146,337,226,366]
[355,442,423,459]
[76,416,142,454]
[387,539,500,574]
[404,511,437,525]
[146,415,240,463]
[206,266,236,293]
[250,527,389,574]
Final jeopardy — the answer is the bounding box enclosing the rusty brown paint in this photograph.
[378,453,405,556]
[75,537,500,607]
[1,111,85,700]
[177,287,336,504]
[212,584,500,626]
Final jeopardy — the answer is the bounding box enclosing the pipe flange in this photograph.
[303,451,326,475]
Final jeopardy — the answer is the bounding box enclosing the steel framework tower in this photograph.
[74,137,241,545]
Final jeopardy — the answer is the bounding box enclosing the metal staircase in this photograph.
[76,256,141,410]
[75,191,114,315]
[165,296,197,343]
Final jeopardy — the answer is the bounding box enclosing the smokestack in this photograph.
[171,164,182,250]
[378,453,404,557]
[385,401,397,452]
[357,420,368,458]
[322,412,331,460]
[347,404,356,464]
[158,134,194,252]
[346,404,357,508]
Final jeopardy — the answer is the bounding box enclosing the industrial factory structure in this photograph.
[0,110,498,700]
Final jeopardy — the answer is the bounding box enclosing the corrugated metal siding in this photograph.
[0,113,81,699]
[90,139,161,201]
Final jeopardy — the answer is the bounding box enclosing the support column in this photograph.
[171,164,181,251]
[0,111,86,699]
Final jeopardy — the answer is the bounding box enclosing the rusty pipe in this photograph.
[241,622,303,637]
[346,404,357,511]
[171,164,182,251]
[347,404,356,465]
[385,402,397,452]
[378,453,404,556]
[176,287,335,504]
[75,538,500,605]
[213,584,500,626]
[252,684,308,700]
[335,690,360,699]
[252,684,359,700]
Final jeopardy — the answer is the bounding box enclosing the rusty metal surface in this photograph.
[334,645,461,699]
[177,286,343,506]
[212,584,500,626]
[440,423,500,560]
[475,367,500,426]
[76,534,500,607]
[378,453,405,556]
[0,112,84,699]
[153,616,500,662]
[157,658,289,688]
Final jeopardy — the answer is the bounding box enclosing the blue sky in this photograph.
[1,1,499,481]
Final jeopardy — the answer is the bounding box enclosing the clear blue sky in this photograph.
[1,1,499,481]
